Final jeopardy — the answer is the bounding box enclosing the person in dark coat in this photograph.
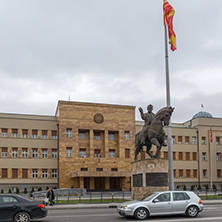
[46,188,55,206]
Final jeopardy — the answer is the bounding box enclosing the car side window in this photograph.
[2,197,18,203]
[155,193,170,202]
[173,192,190,201]
[183,192,190,200]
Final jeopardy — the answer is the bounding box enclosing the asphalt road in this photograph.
[34,205,222,222]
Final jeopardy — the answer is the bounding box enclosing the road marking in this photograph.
[47,214,116,218]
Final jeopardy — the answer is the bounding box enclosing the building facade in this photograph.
[0,102,222,192]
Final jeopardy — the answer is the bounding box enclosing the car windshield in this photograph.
[142,193,159,201]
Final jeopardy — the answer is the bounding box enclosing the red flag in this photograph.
[210,128,213,143]
[163,0,177,51]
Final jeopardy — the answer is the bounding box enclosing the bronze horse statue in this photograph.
[135,106,174,160]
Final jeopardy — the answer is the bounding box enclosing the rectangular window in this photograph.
[12,169,18,178]
[1,147,8,157]
[32,130,38,139]
[12,129,18,138]
[172,136,175,144]
[124,131,130,140]
[186,169,191,177]
[51,130,57,139]
[66,147,72,157]
[94,149,101,158]
[202,137,206,144]
[202,152,206,161]
[22,169,28,178]
[66,128,72,138]
[22,148,28,158]
[79,148,87,157]
[217,153,221,161]
[42,149,48,158]
[217,170,221,178]
[108,132,115,141]
[52,149,57,158]
[96,168,103,171]
[2,169,8,178]
[216,137,220,145]
[193,152,197,161]
[42,130,48,139]
[193,169,197,177]
[192,136,197,144]
[111,168,118,171]
[81,168,88,171]
[109,149,115,158]
[94,131,101,140]
[179,169,183,178]
[173,152,176,160]
[22,129,28,138]
[141,151,145,160]
[178,136,182,144]
[32,149,38,158]
[79,131,86,140]
[164,152,168,158]
[32,169,38,178]
[42,169,48,178]
[173,169,176,177]
[12,148,18,158]
[203,169,207,177]
[186,152,190,160]
[125,149,130,158]
[52,169,58,178]
[179,152,183,160]
[1,128,8,137]
[185,136,189,144]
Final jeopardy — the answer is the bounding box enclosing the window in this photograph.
[32,149,38,158]
[216,137,220,145]
[81,168,88,171]
[111,168,118,171]
[185,136,189,144]
[124,131,130,140]
[173,192,190,201]
[186,170,191,177]
[217,153,221,161]
[141,151,145,160]
[79,148,87,157]
[193,152,197,161]
[42,169,48,178]
[32,130,38,139]
[42,130,48,139]
[51,131,57,139]
[203,169,207,177]
[1,196,18,203]
[66,128,72,138]
[32,169,38,178]
[202,137,206,144]
[173,152,176,160]
[52,169,58,178]
[66,147,72,157]
[42,149,48,158]
[109,149,115,158]
[217,170,222,178]
[192,137,196,144]
[12,129,18,138]
[22,129,28,138]
[1,128,8,137]
[96,168,103,171]
[94,131,101,140]
[94,149,101,158]
[179,170,183,178]
[173,169,176,177]
[22,148,28,158]
[2,169,8,178]
[186,152,190,160]
[22,169,28,178]
[179,152,183,160]
[164,152,168,158]
[12,169,18,178]
[193,169,197,178]
[12,148,18,158]
[52,149,57,158]
[155,193,170,202]
[79,132,86,140]
[125,149,130,158]
[178,136,182,144]
[202,152,207,161]
[1,147,8,157]
[108,132,115,141]
[172,136,175,144]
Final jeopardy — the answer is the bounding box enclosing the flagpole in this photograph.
[164,24,174,191]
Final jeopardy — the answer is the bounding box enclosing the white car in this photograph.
[117,191,203,220]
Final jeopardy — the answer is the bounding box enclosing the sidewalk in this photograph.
[46,199,222,210]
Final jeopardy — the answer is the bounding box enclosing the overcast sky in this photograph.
[0,0,221,123]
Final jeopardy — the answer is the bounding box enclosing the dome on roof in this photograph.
[192,111,213,119]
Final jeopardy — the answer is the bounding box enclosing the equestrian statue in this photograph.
[135,105,174,160]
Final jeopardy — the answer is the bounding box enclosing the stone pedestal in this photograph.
[131,158,169,200]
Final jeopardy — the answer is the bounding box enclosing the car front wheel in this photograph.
[134,207,149,220]
[14,211,31,222]
[186,205,199,217]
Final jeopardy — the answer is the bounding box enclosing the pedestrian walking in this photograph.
[46,188,55,206]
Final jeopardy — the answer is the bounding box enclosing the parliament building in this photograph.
[0,101,222,191]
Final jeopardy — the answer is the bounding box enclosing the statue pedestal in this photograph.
[131,158,169,200]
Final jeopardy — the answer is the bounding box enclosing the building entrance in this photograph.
[94,177,105,190]
[109,177,121,190]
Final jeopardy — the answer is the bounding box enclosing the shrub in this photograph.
[16,187,19,194]
[205,184,209,190]
[38,187,42,191]
[213,184,217,190]
[31,187,35,193]
[46,186,49,190]
[1,189,3,193]
[8,188,12,193]
[198,185,202,190]
[24,187,27,194]
[183,185,187,190]
[191,185,195,191]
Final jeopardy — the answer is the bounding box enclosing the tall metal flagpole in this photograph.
[164,24,174,191]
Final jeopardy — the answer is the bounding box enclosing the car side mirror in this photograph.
[153,199,159,203]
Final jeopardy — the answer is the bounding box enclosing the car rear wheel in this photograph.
[134,207,149,220]
[14,212,31,222]
[186,206,199,217]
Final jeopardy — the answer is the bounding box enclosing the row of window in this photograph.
[1,169,57,179]
[0,148,57,159]
[175,169,222,178]
[0,128,57,139]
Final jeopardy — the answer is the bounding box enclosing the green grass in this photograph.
[54,199,128,204]
[199,195,222,200]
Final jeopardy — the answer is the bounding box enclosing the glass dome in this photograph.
[192,111,213,119]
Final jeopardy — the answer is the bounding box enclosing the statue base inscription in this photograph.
[131,158,169,200]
